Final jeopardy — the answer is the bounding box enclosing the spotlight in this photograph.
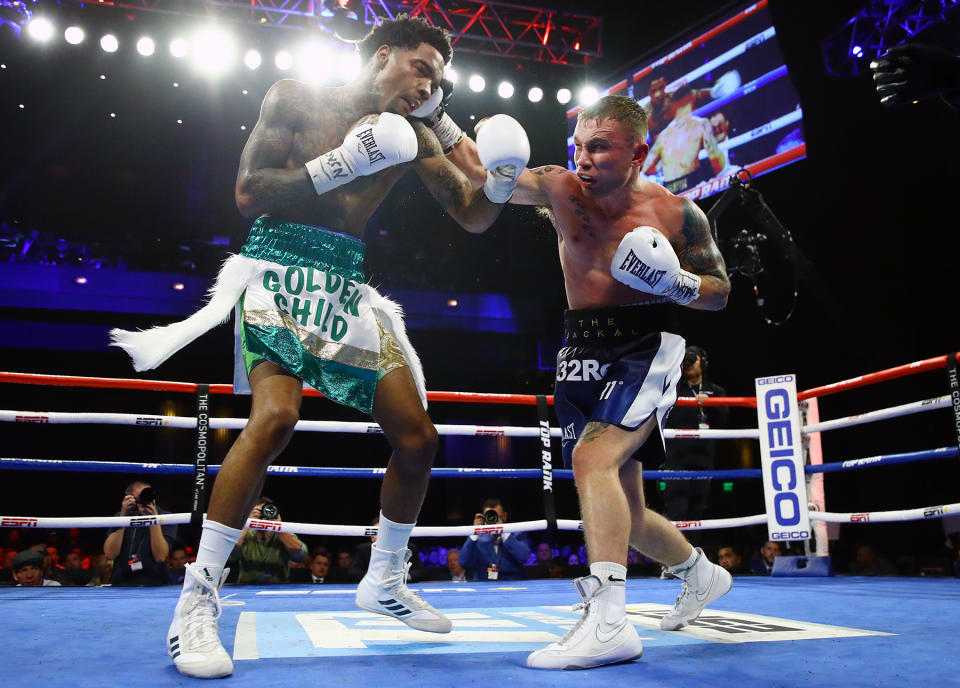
[100,34,119,53]
[497,81,514,99]
[136,37,155,57]
[170,38,188,58]
[64,27,85,45]
[172,282,185,291]
[468,74,485,92]
[275,50,293,70]
[556,88,572,104]
[579,86,599,105]
[852,45,863,58]
[527,87,543,103]
[244,50,262,70]
[74,276,88,285]
[445,67,458,84]
[297,42,334,83]
[447,299,458,307]
[27,18,54,42]
[192,29,235,75]
[337,50,361,82]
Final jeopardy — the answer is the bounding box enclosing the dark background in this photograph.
[1,0,958,569]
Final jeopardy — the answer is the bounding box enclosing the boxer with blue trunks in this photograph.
[555,304,684,469]
[455,94,737,669]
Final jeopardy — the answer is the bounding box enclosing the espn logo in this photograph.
[473,525,504,535]
[129,516,160,527]
[674,520,703,528]
[850,513,871,522]
[1,517,39,527]
[249,519,282,531]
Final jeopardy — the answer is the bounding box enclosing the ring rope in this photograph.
[0,371,757,408]
[0,458,763,481]
[0,410,760,439]
[802,395,951,434]
[4,501,956,533]
[803,446,957,474]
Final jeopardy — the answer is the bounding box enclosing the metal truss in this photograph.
[823,0,960,77]
[56,0,601,65]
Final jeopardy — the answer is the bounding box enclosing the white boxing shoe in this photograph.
[355,546,452,633]
[526,575,644,670]
[660,547,733,631]
[167,563,233,679]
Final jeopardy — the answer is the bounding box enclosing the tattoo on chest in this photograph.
[568,194,597,238]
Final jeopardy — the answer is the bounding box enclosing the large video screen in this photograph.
[566,0,805,201]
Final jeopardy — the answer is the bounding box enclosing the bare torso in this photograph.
[653,115,711,181]
[542,170,685,309]
[258,84,420,237]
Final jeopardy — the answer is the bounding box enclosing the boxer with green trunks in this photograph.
[110,15,530,679]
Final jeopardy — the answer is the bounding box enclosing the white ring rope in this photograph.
[0,410,759,440]
[5,503,956,534]
[802,395,951,434]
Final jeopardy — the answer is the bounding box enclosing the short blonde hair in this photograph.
[578,95,648,142]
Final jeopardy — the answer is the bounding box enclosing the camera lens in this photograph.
[260,503,279,520]
[136,487,156,506]
[483,509,499,524]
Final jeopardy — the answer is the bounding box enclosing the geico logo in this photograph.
[764,388,801,527]
[556,359,611,382]
[771,531,809,540]
[757,375,795,385]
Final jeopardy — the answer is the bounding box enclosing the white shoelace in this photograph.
[556,600,595,648]
[671,583,691,612]
[381,557,430,611]
[183,569,222,651]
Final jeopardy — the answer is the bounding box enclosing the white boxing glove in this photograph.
[611,226,701,305]
[304,112,417,195]
[475,114,531,204]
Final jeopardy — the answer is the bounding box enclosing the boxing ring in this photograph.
[2,353,959,687]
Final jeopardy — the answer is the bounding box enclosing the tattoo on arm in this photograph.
[531,165,565,177]
[677,199,728,279]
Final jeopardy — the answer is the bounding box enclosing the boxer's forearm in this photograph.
[445,136,487,191]
[685,274,730,311]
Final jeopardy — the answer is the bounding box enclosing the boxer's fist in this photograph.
[476,114,530,203]
[305,112,417,195]
[611,226,701,305]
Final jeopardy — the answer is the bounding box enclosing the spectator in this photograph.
[750,540,781,575]
[717,544,751,575]
[62,550,94,586]
[87,555,114,587]
[850,544,897,576]
[232,497,307,585]
[12,550,61,587]
[459,498,531,581]
[349,517,427,583]
[168,547,188,585]
[103,480,176,586]
[328,549,356,583]
[446,549,466,582]
[308,552,330,584]
[663,345,730,546]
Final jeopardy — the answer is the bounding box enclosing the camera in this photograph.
[260,503,279,520]
[136,487,156,506]
[482,509,500,525]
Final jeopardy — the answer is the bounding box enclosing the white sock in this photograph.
[590,561,627,584]
[192,519,242,581]
[589,561,627,621]
[375,511,414,553]
[666,546,700,576]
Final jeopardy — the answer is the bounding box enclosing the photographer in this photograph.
[459,498,530,582]
[662,346,730,546]
[231,497,307,585]
[103,480,177,586]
